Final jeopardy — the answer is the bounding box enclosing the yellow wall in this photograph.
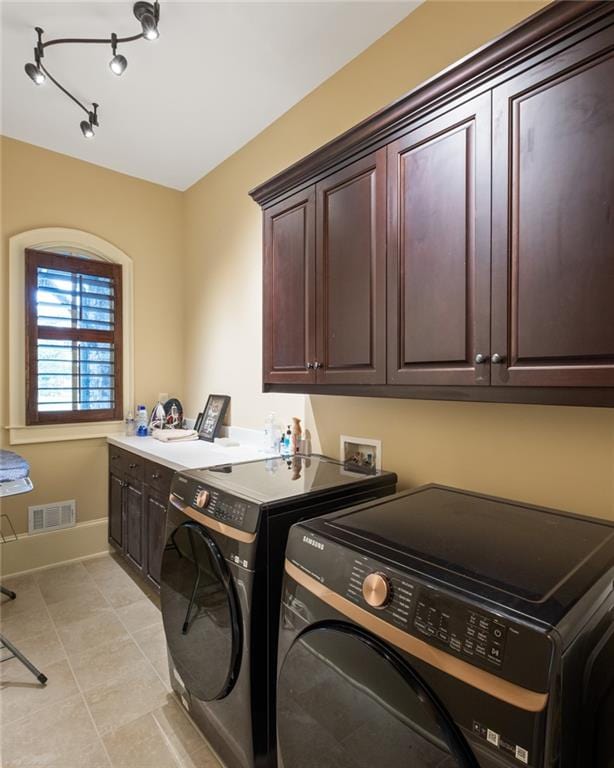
[184,0,614,521]
[1,137,185,536]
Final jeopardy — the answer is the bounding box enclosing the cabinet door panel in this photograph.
[387,93,491,385]
[125,480,144,569]
[145,490,167,587]
[263,188,316,383]
[492,28,614,386]
[109,471,123,549]
[316,149,386,384]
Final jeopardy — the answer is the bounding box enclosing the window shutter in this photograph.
[25,249,123,425]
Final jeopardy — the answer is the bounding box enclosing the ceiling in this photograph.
[1,1,420,190]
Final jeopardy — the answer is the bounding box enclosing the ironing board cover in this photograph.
[0,450,30,483]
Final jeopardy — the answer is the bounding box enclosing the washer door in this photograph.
[277,624,478,768]
[160,520,241,701]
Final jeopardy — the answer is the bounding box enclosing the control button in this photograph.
[450,638,462,652]
[492,624,506,641]
[362,573,391,608]
[477,631,488,643]
[468,613,478,625]
[475,644,486,657]
[478,618,490,631]
[195,489,210,509]
[466,626,476,638]
[488,644,503,662]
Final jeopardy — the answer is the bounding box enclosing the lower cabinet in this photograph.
[107,446,173,592]
[108,471,124,549]
[125,479,144,570]
[144,489,167,588]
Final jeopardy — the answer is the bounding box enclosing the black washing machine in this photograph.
[159,455,397,768]
[278,484,614,768]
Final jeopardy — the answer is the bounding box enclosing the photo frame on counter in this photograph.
[194,411,204,433]
[198,395,230,442]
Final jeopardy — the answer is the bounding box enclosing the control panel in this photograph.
[171,474,260,534]
[192,484,254,529]
[413,590,507,668]
[344,555,509,672]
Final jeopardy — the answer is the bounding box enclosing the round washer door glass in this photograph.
[160,521,241,701]
[277,625,477,768]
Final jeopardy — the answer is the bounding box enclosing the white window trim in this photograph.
[7,227,134,445]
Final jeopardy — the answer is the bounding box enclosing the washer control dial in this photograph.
[362,572,390,608]
[195,489,210,509]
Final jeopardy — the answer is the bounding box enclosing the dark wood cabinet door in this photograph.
[109,471,123,549]
[263,187,316,383]
[124,479,144,569]
[315,150,387,384]
[491,26,614,386]
[387,93,492,386]
[145,489,167,587]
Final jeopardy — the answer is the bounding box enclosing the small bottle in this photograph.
[125,411,135,436]
[264,412,276,452]
[136,404,149,437]
[282,426,292,456]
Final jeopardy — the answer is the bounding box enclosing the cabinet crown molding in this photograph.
[249,0,607,208]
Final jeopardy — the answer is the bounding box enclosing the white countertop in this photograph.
[108,427,278,471]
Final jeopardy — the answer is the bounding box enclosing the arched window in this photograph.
[8,229,134,444]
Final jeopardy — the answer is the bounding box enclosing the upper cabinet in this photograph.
[316,150,386,385]
[387,93,491,386]
[252,2,614,407]
[491,26,614,387]
[263,188,316,384]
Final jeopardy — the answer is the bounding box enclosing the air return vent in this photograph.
[28,500,76,535]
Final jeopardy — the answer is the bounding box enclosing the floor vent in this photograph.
[28,500,76,535]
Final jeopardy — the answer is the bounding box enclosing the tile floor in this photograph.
[0,553,222,768]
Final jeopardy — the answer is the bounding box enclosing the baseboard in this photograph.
[0,517,110,577]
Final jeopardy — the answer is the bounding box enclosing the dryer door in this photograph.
[277,623,478,768]
[160,520,241,702]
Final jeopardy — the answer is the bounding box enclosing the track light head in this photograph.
[25,61,45,85]
[109,54,128,75]
[133,1,159,40]
[80,120,95,139]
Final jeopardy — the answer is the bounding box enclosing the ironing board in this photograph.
[0,450,47,685]
[0,450,34,497]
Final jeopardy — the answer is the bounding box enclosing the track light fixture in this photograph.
[109,34,128,76]
[134,2,160,41]
[80,104,99,138]
[23,3,160,139]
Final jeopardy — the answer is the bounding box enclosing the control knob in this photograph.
[195,489,210,509]
[362,573,391,608]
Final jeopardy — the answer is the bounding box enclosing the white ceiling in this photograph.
[1,1,419,190]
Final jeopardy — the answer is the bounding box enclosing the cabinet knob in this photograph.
[314,361,322,370]
[129,463,138,469]
[306,362,314,370]
[474,353,488,364]
[491,353,504,364]
[151,472,161,480]
[111,454,120,460]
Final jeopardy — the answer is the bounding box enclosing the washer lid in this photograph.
[321,485,614,625]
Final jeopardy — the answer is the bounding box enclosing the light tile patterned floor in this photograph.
[0,554,222,768]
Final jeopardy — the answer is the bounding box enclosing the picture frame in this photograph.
[193,411,204,433]
[198,395,230,442]
[339,435,381,475]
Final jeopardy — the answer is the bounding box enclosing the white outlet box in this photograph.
[340,435,382,473]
